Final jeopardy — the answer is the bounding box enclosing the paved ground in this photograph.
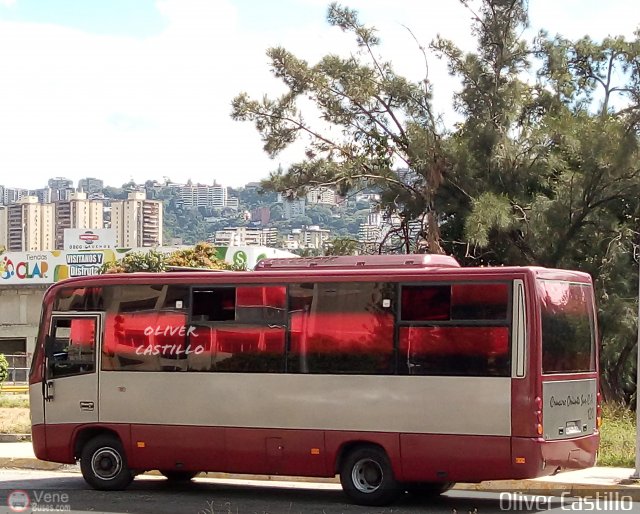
[0,442,640,502]
[3,468,640,514]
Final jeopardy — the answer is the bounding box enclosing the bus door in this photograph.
[43,314,102,426]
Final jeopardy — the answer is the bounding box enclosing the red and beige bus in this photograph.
[29,254,600,506]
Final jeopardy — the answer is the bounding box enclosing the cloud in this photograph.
[0,0,637,190]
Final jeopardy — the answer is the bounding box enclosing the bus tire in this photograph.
[339,445,400,506]
[80,434,134,491]
[405,481,454,496]
[160,470,198,482]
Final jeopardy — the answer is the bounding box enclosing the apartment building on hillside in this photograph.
[55,192,104,249]
[5,196,55,251]
[111,192,163,247]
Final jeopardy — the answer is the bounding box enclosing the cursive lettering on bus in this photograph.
[549,394,594,409]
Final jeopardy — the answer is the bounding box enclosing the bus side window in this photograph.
[48,317,97,378]
[192,288,236,322]
[399,282,510,377]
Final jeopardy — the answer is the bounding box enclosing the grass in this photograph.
[599,402,636,468]
[0,406,30,434]
[0,394,29,409]
[0,394,30,434]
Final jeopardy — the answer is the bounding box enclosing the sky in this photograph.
[0,0,637,190]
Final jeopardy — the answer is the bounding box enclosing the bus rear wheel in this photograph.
[160,470,198,482]
[80,434,134,491]
[339,445,400,506]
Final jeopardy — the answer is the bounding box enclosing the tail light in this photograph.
[535,396,543,436]
[596,392,602,429]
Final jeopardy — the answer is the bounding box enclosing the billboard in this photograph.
[0,246,296,286]
[64,229,117,250]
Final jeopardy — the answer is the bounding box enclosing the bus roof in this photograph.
[42,256,593,295]
[255,254,460,270]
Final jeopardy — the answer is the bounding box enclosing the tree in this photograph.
[233,1,640,402]
[166,243,236,270]
[325,236,360,256]
[99,243,235,273]
[232,2,447,254]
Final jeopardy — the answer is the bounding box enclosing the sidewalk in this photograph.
[2,442,640,500]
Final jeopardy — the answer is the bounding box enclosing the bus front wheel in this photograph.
[339,445,400,506]
[80,435,134,491]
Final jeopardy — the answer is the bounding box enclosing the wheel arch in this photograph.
[73,425,126,460]
[334,440,389,475]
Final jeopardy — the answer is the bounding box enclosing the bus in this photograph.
[29,254,600,506]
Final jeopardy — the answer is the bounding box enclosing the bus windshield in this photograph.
[538,280,596,374]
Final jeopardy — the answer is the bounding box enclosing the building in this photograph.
[287,226,331,250]
[47,177,75,202]
[28,187,53,204]
[250,206,271,225]
[0,206,6,249]
[214,227,277,247]
[358,209,384,246]
[6,196,55,251]
[111,192,163,247]
[174,183,228,209]
[278,195,306,219]
[355,192,381,203]
[48,177,73,190]
[1,187,29,205]
[225,197,239,211]
[55,192,104,249]
[358,223,383,245]
[306,187,337,206]
[78,178,105,193]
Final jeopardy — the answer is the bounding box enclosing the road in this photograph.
[1,469,639,514]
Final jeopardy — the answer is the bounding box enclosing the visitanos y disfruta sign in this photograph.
[0,246,294,285]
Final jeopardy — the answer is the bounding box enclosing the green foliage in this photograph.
[100,250,167,274]
[233,0,640,403]
[0,354,8,385]
[464,193,514,248]
[325,236,360,256]
[232,2,446,254]
[166,242,234,270]
[99,244,235,274]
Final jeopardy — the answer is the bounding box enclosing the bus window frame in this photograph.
[538,279,597,376]
[397,280,514,378]
[46,312,103,380]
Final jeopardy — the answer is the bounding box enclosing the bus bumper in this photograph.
[511,433,599,479]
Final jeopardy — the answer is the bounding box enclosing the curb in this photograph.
[1,457,640,500]
[0,434,31,443]
[0,457,70,471]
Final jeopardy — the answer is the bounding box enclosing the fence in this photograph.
[2,354,29,384]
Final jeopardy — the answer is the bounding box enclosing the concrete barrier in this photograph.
[1,384,29,394]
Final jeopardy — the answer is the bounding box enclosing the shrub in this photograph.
[0,354,9,385]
